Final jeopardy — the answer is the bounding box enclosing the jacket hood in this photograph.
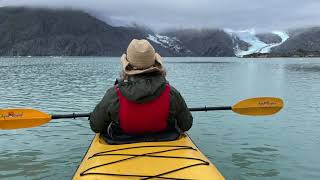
[117,75,167,103]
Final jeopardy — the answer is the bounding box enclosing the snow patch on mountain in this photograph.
[147,34,188,53]
[225,29,289,57]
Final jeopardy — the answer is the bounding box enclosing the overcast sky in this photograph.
[1,0,320,32]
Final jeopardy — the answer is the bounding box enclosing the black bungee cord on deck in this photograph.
[80,145,210,180]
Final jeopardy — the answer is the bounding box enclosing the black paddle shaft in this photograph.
[51,113,90,119]
[189,106,232,111]
[50,106,232,119]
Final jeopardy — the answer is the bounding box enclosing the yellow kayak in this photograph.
[73,133,225,180]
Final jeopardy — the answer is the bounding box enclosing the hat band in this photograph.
[126,57,155,70]
[128,63,155,70]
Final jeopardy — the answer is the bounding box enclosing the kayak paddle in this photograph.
[0,97,283,130]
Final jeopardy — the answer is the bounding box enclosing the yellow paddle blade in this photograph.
[232,97,284,116]
[0,109,52,130]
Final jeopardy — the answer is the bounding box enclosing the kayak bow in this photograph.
[73,133,225,180]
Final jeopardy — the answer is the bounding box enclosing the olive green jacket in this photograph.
[89,75,193,133]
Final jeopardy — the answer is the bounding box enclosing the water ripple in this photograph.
[1,57,320,180]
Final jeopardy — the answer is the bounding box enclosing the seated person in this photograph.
[89,39,193,143]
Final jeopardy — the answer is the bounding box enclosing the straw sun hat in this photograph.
[121,39,165,75]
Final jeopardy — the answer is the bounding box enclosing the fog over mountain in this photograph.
[1,0,320,31]
[0,4,320,57]
[0,7,233,56]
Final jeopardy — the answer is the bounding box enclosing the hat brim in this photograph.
[121,53,165,75]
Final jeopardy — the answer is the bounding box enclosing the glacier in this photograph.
[225,29,289,57]
[259,31,289,53]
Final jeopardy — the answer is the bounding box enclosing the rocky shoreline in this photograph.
[242,49,320,58]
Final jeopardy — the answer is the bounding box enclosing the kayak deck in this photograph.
[73,133,224,180]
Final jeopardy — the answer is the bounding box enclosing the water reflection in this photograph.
[232,145,280,177]
[0,150,49,179]
[285,64,320,73]
[166,61,234,64]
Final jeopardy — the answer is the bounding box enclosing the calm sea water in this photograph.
[0,57,319,180]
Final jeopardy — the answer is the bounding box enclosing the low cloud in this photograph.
[1,0,319,32]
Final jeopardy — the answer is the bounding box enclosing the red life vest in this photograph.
[115,84,171,135]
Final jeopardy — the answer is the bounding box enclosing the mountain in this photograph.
[162,29,235,57]
[256,33,282,44]
[0,7,235,57]
[271,27,320,54]
[0,7,179,56]
[1,7,320,57]
[146,34,193,56]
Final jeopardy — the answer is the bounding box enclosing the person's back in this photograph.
[89,39,193,140]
